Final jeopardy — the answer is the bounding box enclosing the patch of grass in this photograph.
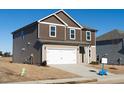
[0,57,80,83]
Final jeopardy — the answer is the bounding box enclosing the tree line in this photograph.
[0,51,12,57]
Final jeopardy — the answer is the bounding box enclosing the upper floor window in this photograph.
[70,29,76,40]
[49,25,56,37]
[86,31,91,41]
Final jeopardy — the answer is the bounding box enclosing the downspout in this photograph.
[37,22,40,39]
[122,38,124,48]
[37,21,42,65]
[65,26,67,41]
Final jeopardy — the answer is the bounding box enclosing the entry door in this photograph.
[46,48,77,64]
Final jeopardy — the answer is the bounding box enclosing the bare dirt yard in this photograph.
[0,57,79,83]
[89,64,124,74]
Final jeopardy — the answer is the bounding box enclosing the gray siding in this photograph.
[13,22,42,65]
[96,39,124,65]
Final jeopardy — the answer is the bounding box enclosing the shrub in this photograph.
[3,52,11,57]
[90,61,99,65]
[41,61,47,66]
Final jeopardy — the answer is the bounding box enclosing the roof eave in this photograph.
[82,27,98,32]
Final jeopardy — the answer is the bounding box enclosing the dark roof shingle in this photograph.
[96,29,124,41]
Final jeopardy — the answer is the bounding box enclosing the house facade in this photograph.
[96,29,124,65]
[12,10,96,65]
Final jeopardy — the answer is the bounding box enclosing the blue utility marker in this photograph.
[98,63,108,76]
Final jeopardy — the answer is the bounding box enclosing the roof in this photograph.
[38,39,86,45]
[96,29,124,41]
[81,25,97,31]
[12,21,38,34]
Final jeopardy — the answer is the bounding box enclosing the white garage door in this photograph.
[46,48,77,64]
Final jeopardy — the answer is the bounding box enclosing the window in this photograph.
[21,31,24,40]
[49,25,56,37]
[86,31,91,41]
[70,29,76,40]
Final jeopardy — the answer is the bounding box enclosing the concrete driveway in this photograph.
[49,64,120,81]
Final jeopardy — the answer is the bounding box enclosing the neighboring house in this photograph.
[96,29,124,65]
[12,10,97,65]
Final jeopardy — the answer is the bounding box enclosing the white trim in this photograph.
[80,30,82,42]
[38,13,54,22]
[39,21,65,27]
[64,27,66,40]
[68,26,81,30]
[86,31,91,41]
[70,28,76,40]
[49,25,56,37]
[95,32,96,46]
[91,46,96,47]
[54,14,68,26]
[60,10,83,28]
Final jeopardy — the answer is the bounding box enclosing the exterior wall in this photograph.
[84,45,96,64]
[39,23,82,42]
[39,23,65,41]
[42,44,83,64]
[82,30,86,43]
[90,46,96,62]
[96,39,124,65]
[42,15,64,25]
[13,22,41,65]
[91,31,96,45]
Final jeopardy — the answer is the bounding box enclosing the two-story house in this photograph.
[12,10,97,65]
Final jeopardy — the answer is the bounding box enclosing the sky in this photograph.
[0,9,124,53]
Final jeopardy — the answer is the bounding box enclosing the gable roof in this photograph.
[38,9,82,28]
[12,21,38,34]
[96,29,124,41]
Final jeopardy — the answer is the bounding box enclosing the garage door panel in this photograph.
[46,48,77,64]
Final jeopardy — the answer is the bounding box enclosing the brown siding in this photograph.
[13,22,41,65]
[42,15,64,25]
[91,31,95,45]
[82,30,86,43]
[56,11,80,27]
[39,23,65,41]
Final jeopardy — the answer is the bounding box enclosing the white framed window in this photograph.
[70,28,76,40]
[49,25,56,37]
[86,31,91,41]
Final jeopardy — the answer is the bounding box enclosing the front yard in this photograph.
[0,57,79,83]
[89,64,124,74]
